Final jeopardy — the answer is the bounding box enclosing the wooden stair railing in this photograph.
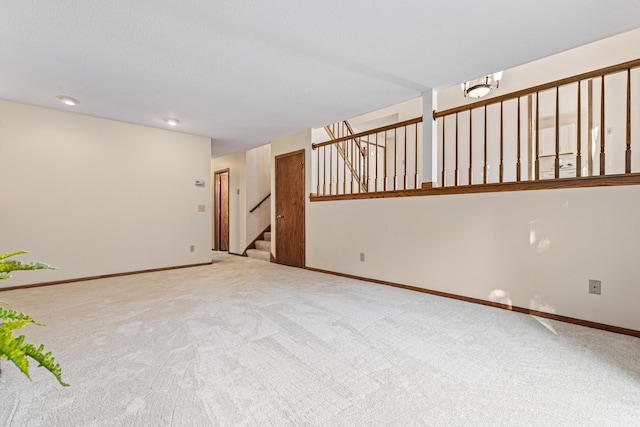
[323,123,368,193]
[433,57,640,187]
[249,193,270,213]
[343,121,370,157]
[343,120,373,188]
[313,117,422,197]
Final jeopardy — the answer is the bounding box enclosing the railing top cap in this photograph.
[313,116,422,149]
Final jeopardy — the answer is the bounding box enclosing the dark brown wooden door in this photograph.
[214,169,229,251]
[275,149,305,267]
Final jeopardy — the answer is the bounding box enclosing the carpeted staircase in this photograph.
[246,231,271,262]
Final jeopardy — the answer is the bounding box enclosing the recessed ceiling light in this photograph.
[164,118,180,126]
[56,95,79,106]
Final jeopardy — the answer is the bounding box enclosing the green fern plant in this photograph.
[0,251,68,386]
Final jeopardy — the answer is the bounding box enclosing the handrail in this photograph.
[249,193,270,213]
[434,57,640,118]
[312,117,423,149]
[342,120,369,155]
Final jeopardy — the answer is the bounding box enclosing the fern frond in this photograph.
[0,260,56,274]
[1,320,35,334]
[0,333,31,379]
[0,251,29,261]
[23,343,69,386]
[0,250,66,386]
[0,260,56,280]
[0,307,40,325]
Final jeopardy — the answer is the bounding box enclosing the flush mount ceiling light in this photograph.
[163,118,180,126]
[56,95,79,106]
[461,72,503,99]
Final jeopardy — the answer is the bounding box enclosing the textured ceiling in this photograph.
[2,1,640,157]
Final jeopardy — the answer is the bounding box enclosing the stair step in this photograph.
[246,249,270,262]
[255,240,271,251]
[263,232,271,242]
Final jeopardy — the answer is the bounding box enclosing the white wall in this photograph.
[307,186,640,331]
[349,97,423,128]
[1,100,211,288]
[211,150,246,254]
[270,129,312,260]
[311,98,423,144]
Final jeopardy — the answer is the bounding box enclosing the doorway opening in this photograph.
[214,169,229,251]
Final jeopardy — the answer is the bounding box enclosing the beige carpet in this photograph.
[0,252,638,426]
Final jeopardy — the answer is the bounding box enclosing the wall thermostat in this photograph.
[195,179,205,187]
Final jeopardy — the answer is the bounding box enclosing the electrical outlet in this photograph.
[589,279,601,295]
[190,245,195,252]
[197,204,205,212]
[360,253,365,262]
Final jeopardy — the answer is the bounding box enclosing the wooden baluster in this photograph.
[323,146,327,195]
[329,142,333,195]
[362,136,367,191]
[528,95,533,180]
[414,123,419,188]
[576,81,582,177]
[600,75,606,175]
[357,138,360,193]
[342,139,346,195]
[354,138,358,193]
[366,139,370,192]
[358,139,363,193]
[535,92,540,180]
[384,131,388,191]
[404,125,408,190]
[455,113,459,186]
[347,139,358,194]
[588,80,594,176]
[392,127,396,190]
[555,86,560,179]
[517,97,521,181]
[316,146,320,195]
[442,116,447,186]
[483,107,488,184]
[469,109,473,185]
[360,139,363,193]
[349,139,360,193]
[402,127,407,190]
[375,131,379,191]
[499,102,504,183]
[626,68,632,174]
[336,122,342,194]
